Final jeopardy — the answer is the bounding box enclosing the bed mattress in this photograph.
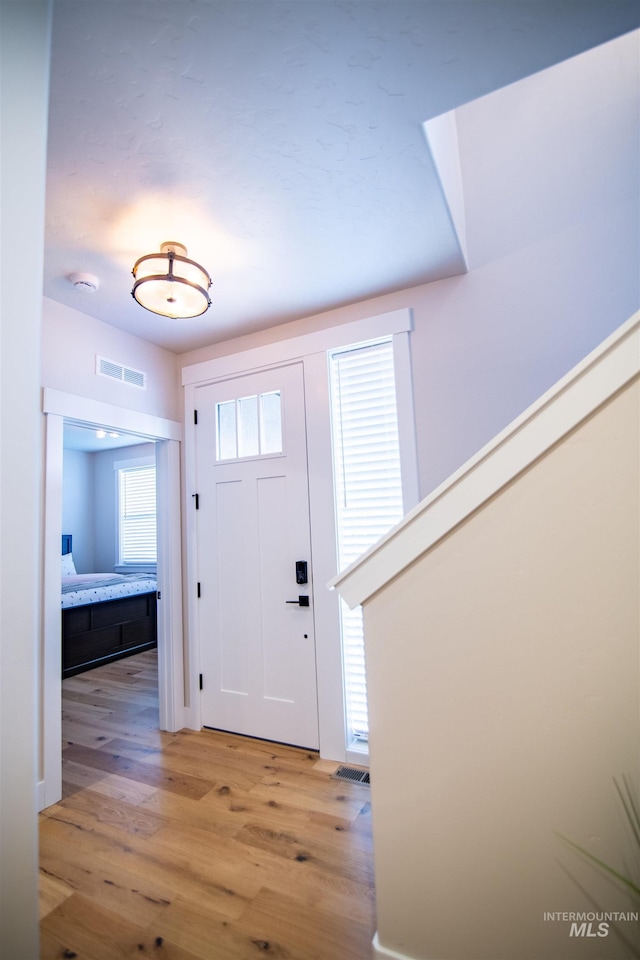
[61,573,158,609]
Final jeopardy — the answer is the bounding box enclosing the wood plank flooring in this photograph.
[39,650,376,960]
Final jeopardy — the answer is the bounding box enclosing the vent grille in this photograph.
[331,765,370,785]
[97,356,146,390]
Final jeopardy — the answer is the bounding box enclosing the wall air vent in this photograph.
[96,356,146,390]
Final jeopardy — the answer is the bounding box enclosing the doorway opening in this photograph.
[41,391,183,810]
[192,362,319,750]
[180,307,418,763]
[61,422,158,680]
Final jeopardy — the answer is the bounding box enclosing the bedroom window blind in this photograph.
[118,464,157,563]
[329,338,404,745]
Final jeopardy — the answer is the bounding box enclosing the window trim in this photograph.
[328,336,406,748]
[114,455,157,569]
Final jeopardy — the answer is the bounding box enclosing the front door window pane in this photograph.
[237,396,259,458]
[260,391,282,454]
[216,391,282,461]
[217,401,237,460]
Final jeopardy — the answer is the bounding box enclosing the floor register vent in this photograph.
[331,765,370,785]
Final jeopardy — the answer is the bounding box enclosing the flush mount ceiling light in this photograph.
[131,241,211,319]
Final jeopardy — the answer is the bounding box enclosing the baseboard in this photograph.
[373,931,421,960]
[181,705,201,731]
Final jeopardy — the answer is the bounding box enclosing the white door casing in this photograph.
[194,363,319,749]
[182,308,417,761]
[40,388,183,810]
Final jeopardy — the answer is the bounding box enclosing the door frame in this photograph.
[40,388,183,810]
[193,362,319,748]
[182,308,418,761]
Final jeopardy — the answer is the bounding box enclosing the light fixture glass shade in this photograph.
[132,242,211,319]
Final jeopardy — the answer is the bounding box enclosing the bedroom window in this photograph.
[329,338,404,747]
[117,459,157,564]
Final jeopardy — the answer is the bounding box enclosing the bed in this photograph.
[61,534,158,678]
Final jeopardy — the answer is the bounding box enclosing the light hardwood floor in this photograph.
[39,650,376,960]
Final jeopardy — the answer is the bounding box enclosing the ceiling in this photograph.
[63,422,155,453]
[43,1,639,354]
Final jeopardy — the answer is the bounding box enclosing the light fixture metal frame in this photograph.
[131,241,212,319]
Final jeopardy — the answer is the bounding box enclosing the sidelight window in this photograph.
[329,338,404,746]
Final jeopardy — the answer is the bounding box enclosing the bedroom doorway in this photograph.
[41,389,183,810]
[62,423,157,577]
[61,424,159,676]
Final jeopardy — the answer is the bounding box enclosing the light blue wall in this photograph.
[62,441,156,574]
[62,448,94,573]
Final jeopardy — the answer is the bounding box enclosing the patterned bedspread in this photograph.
[61,573,157,608]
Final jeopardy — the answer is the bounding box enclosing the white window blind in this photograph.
[329,339,404,743]
[118,464,157,563]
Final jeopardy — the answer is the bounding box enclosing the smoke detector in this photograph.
[68,272,100,292]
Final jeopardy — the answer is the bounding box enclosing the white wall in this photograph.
[365,376,639,960]
[62,448,95,572]
[0,2,51,957]
[177,32,639,501]
[42,296,181,421]
[416,30,640,492]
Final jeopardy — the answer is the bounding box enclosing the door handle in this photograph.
[285,595,310,607]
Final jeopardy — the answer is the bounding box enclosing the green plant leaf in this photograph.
[557,832,640,899]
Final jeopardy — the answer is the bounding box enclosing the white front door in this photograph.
[194,363,318,749]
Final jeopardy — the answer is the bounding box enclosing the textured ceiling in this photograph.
[43,1,640,353]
